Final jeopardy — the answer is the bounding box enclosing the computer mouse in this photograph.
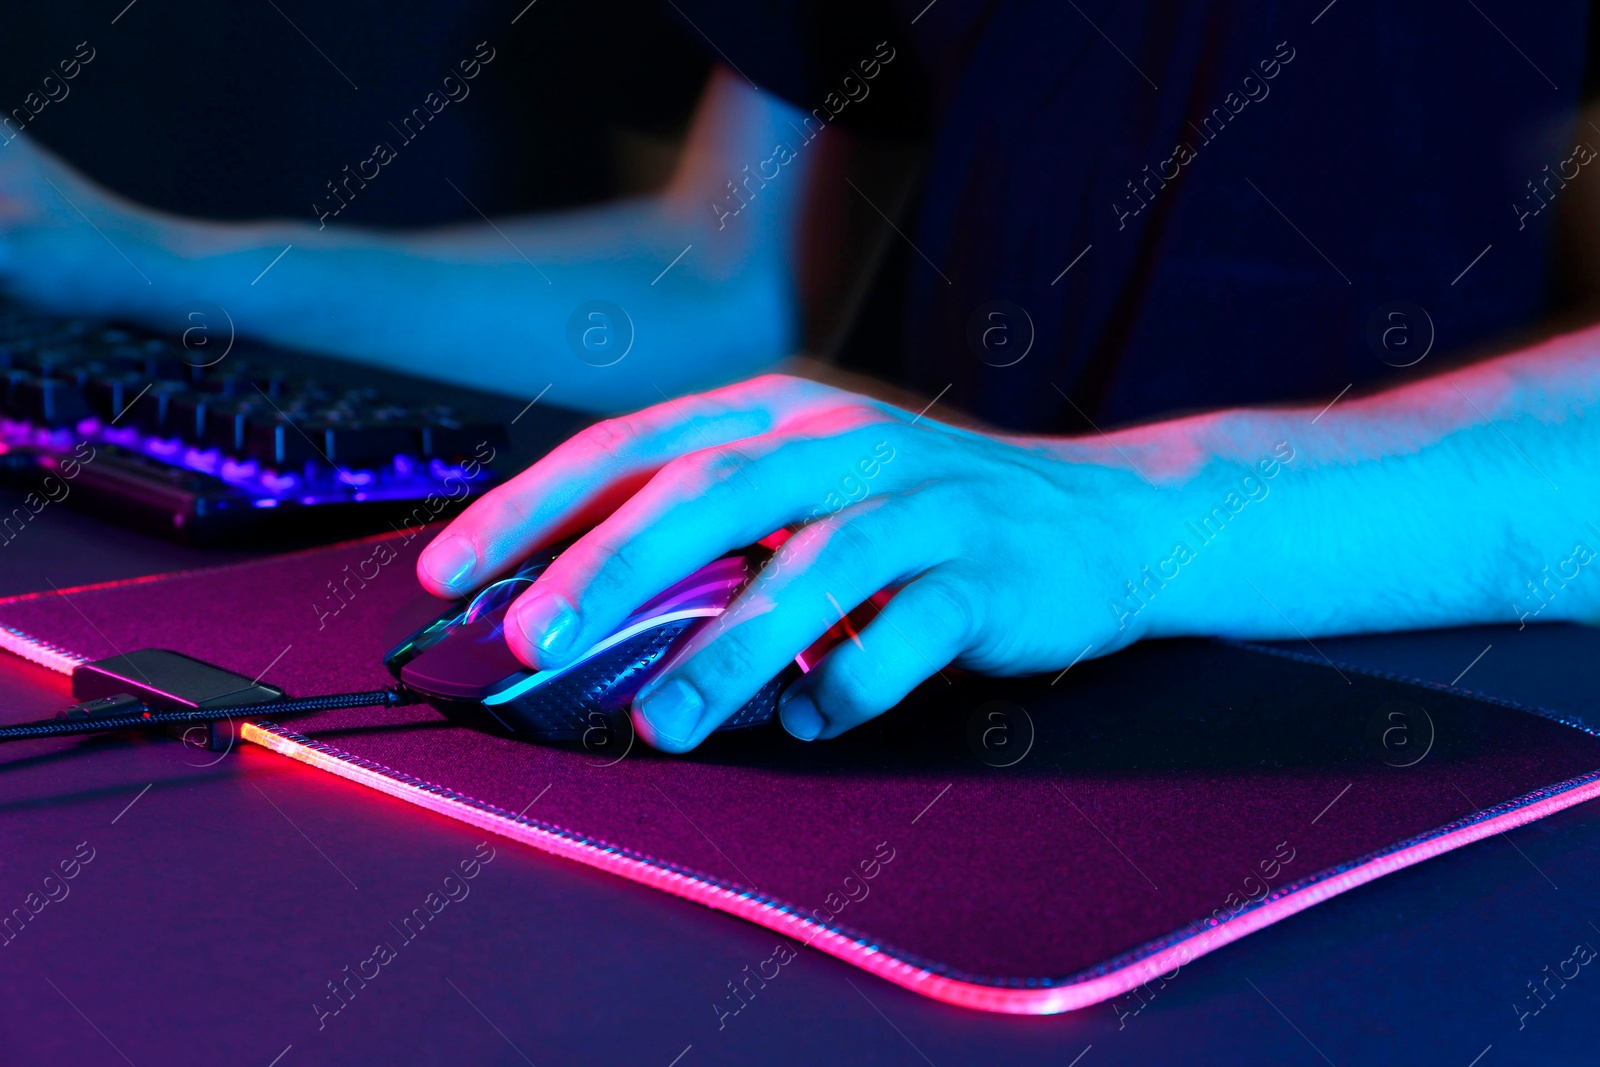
[383,538,814,742]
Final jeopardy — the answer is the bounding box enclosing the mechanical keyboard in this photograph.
[0,301,583,544]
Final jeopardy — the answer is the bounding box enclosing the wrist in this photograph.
[135,215,308,325]
[1097,408,1308,641]
[66,207,237,321]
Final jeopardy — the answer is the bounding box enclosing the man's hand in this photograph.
[417,330,1600,753]
[416,374,1177,751]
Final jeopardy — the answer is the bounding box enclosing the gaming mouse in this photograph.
[383,539,807,742]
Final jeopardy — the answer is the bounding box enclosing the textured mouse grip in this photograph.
[719,672,794,731]
[490,619,790,742]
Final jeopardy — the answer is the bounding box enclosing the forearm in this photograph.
[141,196,793,412]
[1075,329,1600,641]
[17,66,808,412]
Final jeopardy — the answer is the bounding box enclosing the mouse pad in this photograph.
[3,531,1600,1015]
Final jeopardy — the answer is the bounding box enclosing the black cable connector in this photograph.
[56,693,147,720]
[0,687,418,744]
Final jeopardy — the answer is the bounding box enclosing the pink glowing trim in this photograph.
[235,719,1600,1016]
[0,625,86,674]
[2,603,1594,1016]
[0,570,188,608]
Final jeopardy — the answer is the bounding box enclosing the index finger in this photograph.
[414,375,837,597]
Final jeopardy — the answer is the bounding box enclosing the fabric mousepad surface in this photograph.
[3,531,1599,1015]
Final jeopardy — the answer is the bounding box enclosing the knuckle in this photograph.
[817,659,884,721]
[750,371,803,392]
[840,403,894,433]
[687,630,763,690]
[464,484,532,538]
[742,371,837,409]
[911,575,979,643]
[666,447,754,499]
[580,536,641,594]
[817,510,889,576]
[573,415,643,463]
[698,446,755,487]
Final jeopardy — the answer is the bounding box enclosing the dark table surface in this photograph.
[2,489,1598,1067]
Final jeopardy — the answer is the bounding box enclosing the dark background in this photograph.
[2,3,1600,1063]
[0,0,709,224]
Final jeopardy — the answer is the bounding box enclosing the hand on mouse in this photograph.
[416,373,1241,751]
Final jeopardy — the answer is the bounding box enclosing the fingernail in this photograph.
[510,594,580,659]
[420,535,477,592]
[637,678,704,746]
[780,691,823,741]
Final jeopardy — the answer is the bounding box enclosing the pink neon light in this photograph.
[0,626,85,675]
[0,571,190,609]
[237,721,1600,1016]
[4,595,1592,1016]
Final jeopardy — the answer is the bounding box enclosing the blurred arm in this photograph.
[0,67,810,412]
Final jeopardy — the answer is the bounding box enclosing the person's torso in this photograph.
[673,0,1592,430]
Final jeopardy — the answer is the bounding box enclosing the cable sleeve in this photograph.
[0,689,417,743]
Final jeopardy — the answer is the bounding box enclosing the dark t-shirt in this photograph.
[672,0,1591,431]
